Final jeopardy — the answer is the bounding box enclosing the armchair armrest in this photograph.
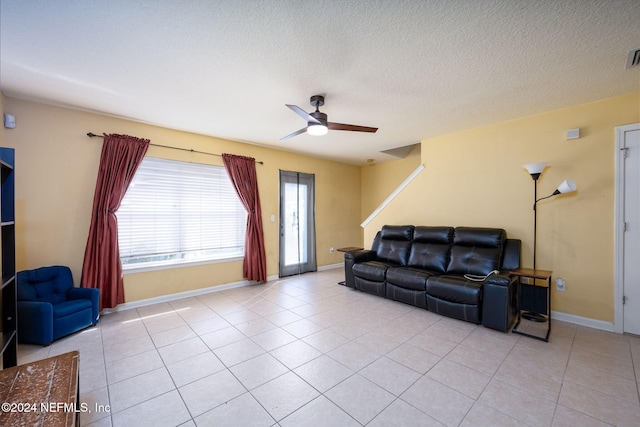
[68,287,100,324]
[17,301,54,345]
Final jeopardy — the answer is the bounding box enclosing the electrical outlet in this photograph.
[330,247,335,253]
[556,278,566,291]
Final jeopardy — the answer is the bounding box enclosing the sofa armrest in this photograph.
[346,249,377,264]
[482,274,518,332]
[484,272,516,287]
[68,287,100,324]
[343,250,377,289]
[17,301,54,345]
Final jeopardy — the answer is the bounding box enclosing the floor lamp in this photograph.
[523,162,577,270]
[524,162,578,270]
[523,162,576,322]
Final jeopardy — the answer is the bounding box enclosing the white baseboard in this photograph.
[102,266,342,314]
[551,310,615,332]
[319,263,342,271]
[102,279,258,313]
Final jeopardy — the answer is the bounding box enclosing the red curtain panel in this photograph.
[222,154,267,282]
[81,134,149,309]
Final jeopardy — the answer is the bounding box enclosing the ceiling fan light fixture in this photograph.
[307,123,328,136]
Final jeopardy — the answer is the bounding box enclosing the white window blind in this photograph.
[117,157,246,269]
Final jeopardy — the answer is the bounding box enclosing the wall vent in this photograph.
[626,48,640,69]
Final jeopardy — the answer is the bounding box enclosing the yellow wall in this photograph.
[360,144,421,221]
[2,97,362,302]
[364,92,640,322]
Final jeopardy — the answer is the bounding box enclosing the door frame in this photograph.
[278,170,317,277]
[614,123,640,333]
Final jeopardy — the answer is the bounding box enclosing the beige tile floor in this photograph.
[17,268,640,426]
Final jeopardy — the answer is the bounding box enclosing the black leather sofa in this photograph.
[344,225,521,332]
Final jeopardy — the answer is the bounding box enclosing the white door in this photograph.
[619,124,640,334]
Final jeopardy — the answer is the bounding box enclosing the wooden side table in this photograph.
[510,268,552,342]
[337,247,364,253]
[337,246,364,286]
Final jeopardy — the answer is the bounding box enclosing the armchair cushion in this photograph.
[17,266,74,304]
[52,300,92,318]
[68,287,100,324]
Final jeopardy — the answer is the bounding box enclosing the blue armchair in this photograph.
[17,266,100,345]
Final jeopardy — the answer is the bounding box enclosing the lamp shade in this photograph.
[307,123,328,136]
[555,179,577,194]
[523,162,548,175]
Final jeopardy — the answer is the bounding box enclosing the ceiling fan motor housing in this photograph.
[310,111,328,126]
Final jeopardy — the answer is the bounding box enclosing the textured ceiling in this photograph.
[1,0,639,165]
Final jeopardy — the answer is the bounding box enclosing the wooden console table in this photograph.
[0,350,80,426]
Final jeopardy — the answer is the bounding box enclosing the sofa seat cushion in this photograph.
[52,299,92,318]
[352,261,397,282]
[354,277,386,297]
[386,284,427,308]
[426,275,482,305]
[386,267,435,291]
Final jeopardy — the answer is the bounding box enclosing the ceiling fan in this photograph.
[281,95,378,140]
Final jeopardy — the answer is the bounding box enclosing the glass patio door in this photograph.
[279,170,316,277]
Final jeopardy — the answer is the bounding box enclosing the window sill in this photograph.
[122,255,244,275]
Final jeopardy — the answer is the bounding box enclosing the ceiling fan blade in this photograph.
[280,127,308,141]
[328,122,378,133]
[286,104,321,124]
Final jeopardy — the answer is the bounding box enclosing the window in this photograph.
[116,157,246,270]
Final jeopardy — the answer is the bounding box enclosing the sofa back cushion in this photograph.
[408,226,454,273]
[17,266,73,304]
[376,225,414,266]
[447,227,506,275]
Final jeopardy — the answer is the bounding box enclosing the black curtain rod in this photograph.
[86,132,264,164]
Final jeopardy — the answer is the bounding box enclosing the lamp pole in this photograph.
[530,171,543,271]
[533,177,538,270]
